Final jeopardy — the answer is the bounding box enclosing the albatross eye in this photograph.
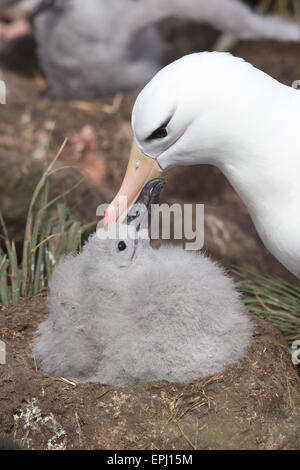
[117,241,127,252]
[146,126,168,141]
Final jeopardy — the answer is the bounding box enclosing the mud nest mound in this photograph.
[0,291,299,450]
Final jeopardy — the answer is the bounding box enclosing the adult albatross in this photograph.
[105,52,300,278]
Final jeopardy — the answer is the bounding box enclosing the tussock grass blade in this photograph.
[0,137,96,307]
[22,138,68,296]
[30,178,49,289]
[236,269,300,345]
[33,238,45,295]
[10,240,20,304]
[21,237,30,297]
[66,221,81,254]
[0,251,9,306]
[0,212,20,303]
[35,219,53,292]
[53,204,68,263]
[31,178,49,250]
[44,220,55,286]
[32,233,59,294]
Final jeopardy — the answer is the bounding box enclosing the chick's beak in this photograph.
[126,178,166,256]
[104,141,162,224]
[126,178,166,228]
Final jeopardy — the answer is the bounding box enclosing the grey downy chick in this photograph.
[34,179,252,386]
[32,0,300,99]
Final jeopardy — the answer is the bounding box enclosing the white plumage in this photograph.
[32,0,300,98]
[34,224,252,386]
[131,52,300,278]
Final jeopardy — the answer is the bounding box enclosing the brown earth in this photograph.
[0,291,299,450]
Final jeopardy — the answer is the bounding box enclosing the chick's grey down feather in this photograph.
[32,0,300,99]
[34,230,252,386]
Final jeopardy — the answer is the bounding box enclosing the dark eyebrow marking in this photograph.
[145,114,173,141]
[159,114,173,129]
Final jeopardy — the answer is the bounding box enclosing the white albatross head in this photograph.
[131,51,243,171]
[104,52,300,279]
[104,51,296,225]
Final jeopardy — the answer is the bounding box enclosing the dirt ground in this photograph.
[0,22,300,449]
[0,291,299,450]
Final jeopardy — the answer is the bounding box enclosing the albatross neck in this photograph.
[212,81,300,224]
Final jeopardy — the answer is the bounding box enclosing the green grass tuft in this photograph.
[0,139,96,307]
[237,272,300,345]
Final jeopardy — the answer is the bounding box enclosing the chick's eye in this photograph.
[117,241,127,252]
[146,126,168,141]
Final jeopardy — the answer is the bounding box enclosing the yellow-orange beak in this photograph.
[104,141,162,224]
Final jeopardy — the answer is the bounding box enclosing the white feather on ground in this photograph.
[34,226,252,386]
[33,0,300,98]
